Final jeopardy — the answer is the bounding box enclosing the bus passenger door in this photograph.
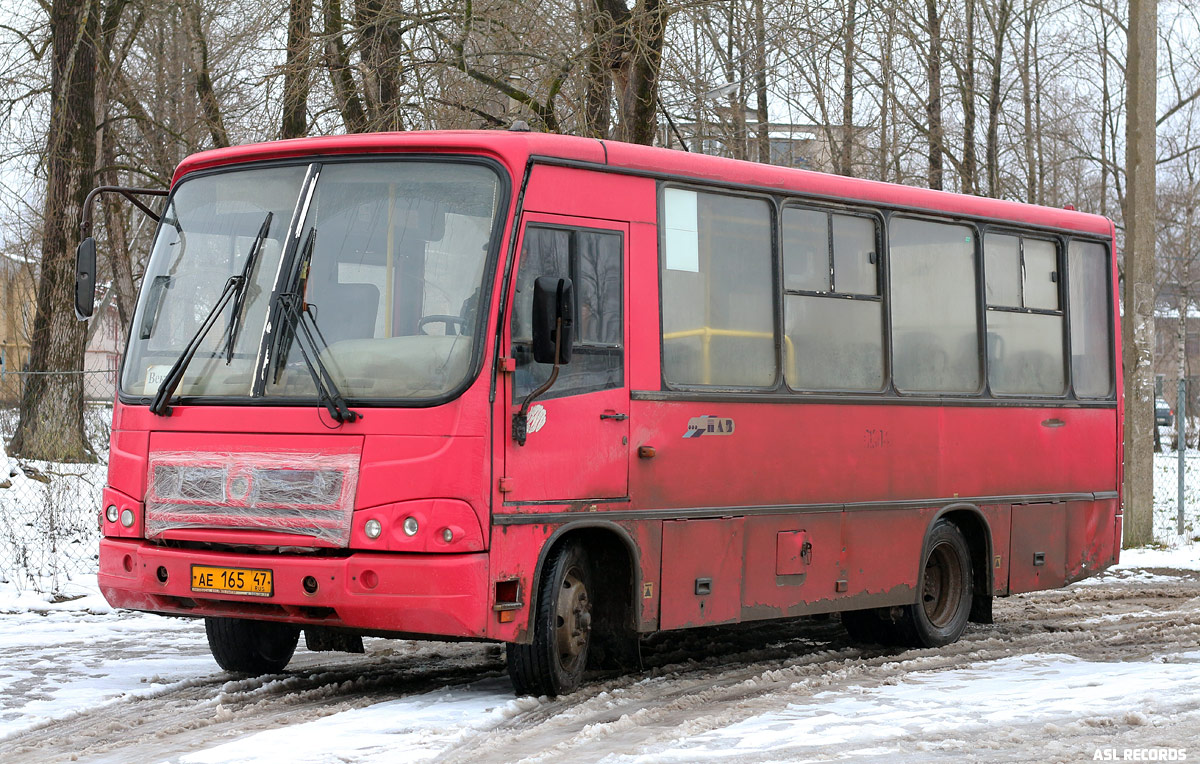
[502,215,630,503]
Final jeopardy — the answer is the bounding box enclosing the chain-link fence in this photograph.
[0,370,114,595]
[1155,417,1200,545]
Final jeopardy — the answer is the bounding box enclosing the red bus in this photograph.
[83,130,1122,697]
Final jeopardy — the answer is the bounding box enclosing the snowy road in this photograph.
[2,552,1200,763]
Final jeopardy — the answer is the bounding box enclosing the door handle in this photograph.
[600,412,628,421]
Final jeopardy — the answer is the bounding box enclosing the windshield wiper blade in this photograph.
[269,226,315,384]
[148,275,241,416]
[276,292,360,423]
[223,211,273,363]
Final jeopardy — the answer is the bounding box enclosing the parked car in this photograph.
[1157,398,1174,427]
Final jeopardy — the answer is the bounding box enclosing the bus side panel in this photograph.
[485,523,555,642]
[1066,498,1119,582]
[740,512,844,620]
[629,401,1115,510]
[981,503,1012,595]
[484,518,663,642]
[1009,503,1068,593]
[660,518,744,629]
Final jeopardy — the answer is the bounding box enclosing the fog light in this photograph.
[402,516,418,536]
[105,505,118,523]
[302,575,318,594]
[365,519,382,539]
[156,566,168,583]
[120,508,135,528]
[442,528,453,543]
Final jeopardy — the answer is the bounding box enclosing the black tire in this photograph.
[507,542,592,696]
[891,520,974,647]
[205,617,300,674]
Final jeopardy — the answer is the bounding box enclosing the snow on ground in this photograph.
[628,652,1200,763]
[1,448,1199,761]
[180,680,537,764]
[0,575,213,740]
[2,559,1199,763]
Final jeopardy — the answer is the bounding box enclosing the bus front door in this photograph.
[502,214,630,503]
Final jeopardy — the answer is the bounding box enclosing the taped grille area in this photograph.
[146,451,360,546]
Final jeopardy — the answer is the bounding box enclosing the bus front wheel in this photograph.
[506,541,592,697]
[205,617,300,674]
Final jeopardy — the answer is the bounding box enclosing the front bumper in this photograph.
[99,538,489,638]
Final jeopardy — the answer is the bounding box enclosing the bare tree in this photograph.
[1123,0,1156,547]
[9,0,101,461]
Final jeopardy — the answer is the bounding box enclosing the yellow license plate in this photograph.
[191,565,273,597]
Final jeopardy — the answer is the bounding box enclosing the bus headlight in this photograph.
[120,508,135,528]
[402,516,419,536]
[105,505,119,523]
[365,519,382,539]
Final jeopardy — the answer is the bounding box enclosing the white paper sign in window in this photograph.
[663,188,700,273]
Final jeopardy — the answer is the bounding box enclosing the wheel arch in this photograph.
[523,520,642,640]
[924,503,994,623]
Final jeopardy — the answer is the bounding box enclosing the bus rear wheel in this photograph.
[507,541,592,697]
[205,617,300,674]
[895,520,973,647]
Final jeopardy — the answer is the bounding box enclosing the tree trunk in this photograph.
[322,0,368,133]
[961,0,977,194]
[184,0,229,148]
[614,0,668,146]
[838,0,856,176]
[984,0,1011,198]
[925,0,944,190]
[754,0,770,164]
[9,0,99,462]
[281,0,312,139]
[879,3,894,182]
[356,0,406,131]
[1123,0,1157,548]
[583,1,615,139]
[1020,0,1037,204]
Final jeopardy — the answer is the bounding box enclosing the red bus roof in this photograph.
[173,130,1114,237]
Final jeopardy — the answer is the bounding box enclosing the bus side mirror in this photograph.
[531,276,573,365]
[74,236,97,320]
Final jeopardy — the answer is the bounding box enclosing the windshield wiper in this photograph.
[268,226,315,384]
[275,291,360,423]
[148,275,241,416]
[149,211,273,417]
[223,211,273,363]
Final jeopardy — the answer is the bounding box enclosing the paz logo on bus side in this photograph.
[683,415,735,438]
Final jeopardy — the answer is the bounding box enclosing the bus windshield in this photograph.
[121,159,503,404]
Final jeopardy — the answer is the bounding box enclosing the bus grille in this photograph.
[145,451,360,546]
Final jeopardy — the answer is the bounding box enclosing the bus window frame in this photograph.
[651,175,1117,407]
[1064,235,1118,400]
[978,226,1071,400]
[656,182,783,393]
[115,153,513,411]
[779,201,890,395]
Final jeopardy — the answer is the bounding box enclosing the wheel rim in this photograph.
[922,541,965,628]
[554,565,591,673]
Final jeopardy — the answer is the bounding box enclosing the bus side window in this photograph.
[983,233,1065,396]
[512,225,623,400]
[1068,240,1113,397]
[660,188,775,388]
[889,217,981,394]
[782,207,884,392]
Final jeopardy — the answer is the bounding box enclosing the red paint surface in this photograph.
[97,130,1122,642]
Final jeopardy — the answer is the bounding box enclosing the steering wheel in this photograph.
[417,314,466,336]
